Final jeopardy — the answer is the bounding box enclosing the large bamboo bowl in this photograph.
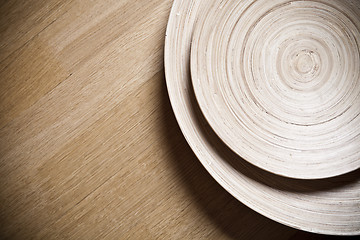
[165,0,360,235]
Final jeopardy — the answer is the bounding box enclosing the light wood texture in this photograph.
[191,0,360,179]
[165,0,360,236]
[0,0,351,239]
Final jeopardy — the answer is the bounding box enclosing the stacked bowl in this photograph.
[164,0,360,235]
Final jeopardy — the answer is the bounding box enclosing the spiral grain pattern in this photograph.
[165,0,360,235]
[191,0,360,179]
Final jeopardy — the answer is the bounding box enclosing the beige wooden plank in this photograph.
[0,0,74,128]
[0,0,172,238]
[0,0,331,239]
[31,73,296,239]
[0,0,169,169]
[0,36,71,128]
[0,70,165,238]
[0,0,138,128]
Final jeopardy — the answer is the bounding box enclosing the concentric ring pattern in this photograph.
[191,0,360,179]
[165,0,360,235]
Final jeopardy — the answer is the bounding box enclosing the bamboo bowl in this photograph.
[191,0,360,179]
[165,0,360,235]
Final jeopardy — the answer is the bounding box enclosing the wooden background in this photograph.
[0,0,351,239]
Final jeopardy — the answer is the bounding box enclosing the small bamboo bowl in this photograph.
[191,0,360,179]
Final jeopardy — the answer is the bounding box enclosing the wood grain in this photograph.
[0,0,352,239]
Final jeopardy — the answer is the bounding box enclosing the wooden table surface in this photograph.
[0,1,348,239]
